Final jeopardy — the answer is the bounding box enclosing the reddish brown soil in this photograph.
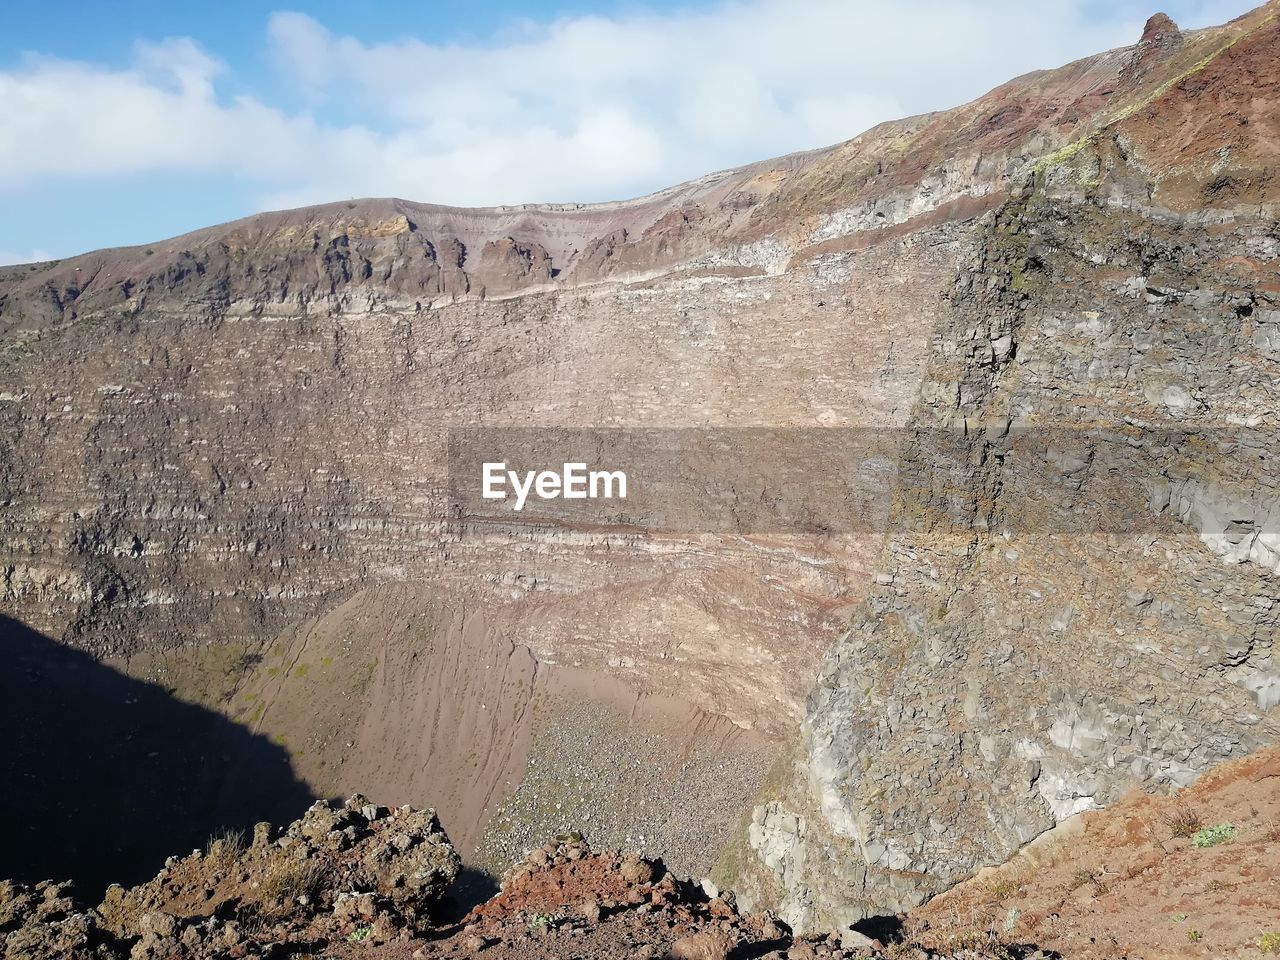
[1120,2,1280,210]
[385,837,793,960]
[911,747,1280,959]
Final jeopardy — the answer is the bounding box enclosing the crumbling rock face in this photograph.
[476,237,554,297]
[0,881,116,960]
[734,9,1280,926]
[99,795,459,950]
[6,5,1266,730]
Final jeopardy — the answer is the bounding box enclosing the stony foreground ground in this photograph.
[0,795,1042,960]
[3,745,1278,958]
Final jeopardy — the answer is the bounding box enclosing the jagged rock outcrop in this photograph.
[1118,13,1184,85]
[0,881,117,960]
[732,4,1280,930]
[1,796,459,959]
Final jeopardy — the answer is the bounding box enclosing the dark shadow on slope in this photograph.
[853,914,903,942]
[0,613,316,900]
[440,865,501,920]
[729,937,791,959]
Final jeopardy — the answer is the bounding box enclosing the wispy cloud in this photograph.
[0,248,53,266]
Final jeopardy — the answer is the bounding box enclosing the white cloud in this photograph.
[0,249,53,266]
[0,0,1255,214]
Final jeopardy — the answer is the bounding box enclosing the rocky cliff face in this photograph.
[1,0,1278,925]
[732,5,1280,929]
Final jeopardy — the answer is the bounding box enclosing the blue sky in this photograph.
[0,0,1258,263]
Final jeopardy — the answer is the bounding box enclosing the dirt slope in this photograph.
[127,585,776,880]
[912,746,1280,959]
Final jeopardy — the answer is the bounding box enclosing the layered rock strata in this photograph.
[734,6,1280,928]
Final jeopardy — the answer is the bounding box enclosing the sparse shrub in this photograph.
[991,879,1019,901]
[1187,929,1202,943]
[1204,878,1228,893]
[1261,932,1280,954]
[527,911,563,933]
[1067,869,1098,891]
[1192,823,1235,848]
[928,928,1017,960]
[258,857,330,909]
[1162,803,1204,839]
[897,915,929,945]
[1170,913,1188,922]
[347,925,372,942]
[205,827,246,871]
[233,904,267,939]
[895,913,1018,959]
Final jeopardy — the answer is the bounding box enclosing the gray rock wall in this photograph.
[738,188,1280,930]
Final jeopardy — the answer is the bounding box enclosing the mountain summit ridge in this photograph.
[4,2,1276,331]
